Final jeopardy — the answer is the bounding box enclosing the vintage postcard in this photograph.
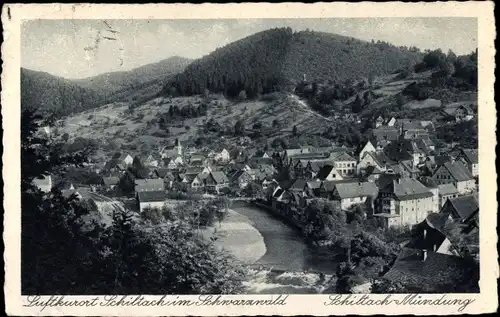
[2,2,497,316]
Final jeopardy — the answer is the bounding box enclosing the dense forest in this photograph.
[162,28,423,98]
[74,56,192,98]
[21,68,107,118]
[21,57,192,118]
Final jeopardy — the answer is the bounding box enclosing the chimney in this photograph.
[421,249,428,261]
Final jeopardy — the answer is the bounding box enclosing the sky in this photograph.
[22,18,478,79]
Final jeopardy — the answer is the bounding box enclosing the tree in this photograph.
[292,125,298,136]
[234,119,245,136]
[238,90,247,101]
[118,172,136,195]
[62,132,70,142]
[352,94,363,113]
[21,109,108,294]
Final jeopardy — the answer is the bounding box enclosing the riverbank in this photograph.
[199,209,267,264]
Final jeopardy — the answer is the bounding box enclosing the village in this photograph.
[32,104,480,291]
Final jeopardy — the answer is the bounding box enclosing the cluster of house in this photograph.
[88,139,276,212]
[380,193,479,292]
[265,118,479,230]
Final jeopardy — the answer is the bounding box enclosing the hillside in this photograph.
[21,68,107,117]
[162,28,423,98]
[21,57,192,118]
[73,56,192,98]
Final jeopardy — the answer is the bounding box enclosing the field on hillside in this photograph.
[58,92,334,154]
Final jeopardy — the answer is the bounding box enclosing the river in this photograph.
[232,203,339,294]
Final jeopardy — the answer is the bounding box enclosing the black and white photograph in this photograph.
[3,3,497,315]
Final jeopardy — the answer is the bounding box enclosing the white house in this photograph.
[33,175,52,192]
[432,161,475,195]
[316,165,344,181]
[331,152,357,177]
[358,140,377,161]
[374,178,435,228]
[137,191,167,213]
[215,149,231,163]
[456,149,479,178]
[119,153,134,166]
[332,182,378,210]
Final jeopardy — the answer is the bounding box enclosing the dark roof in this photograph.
[290,178,307,191]
[331,152,356,162]
[134,179,165,191]
[379,178,433,200]
[334,182,378,199]
[425,213,450,231]
[460,149,478,164]
[290,152,330,163]
[316,165,336,181]
[383,247,477,292]
[306,180,322,189]
[102,177,120,186]
[446,195,479,221]
[273,188,284,198]
[321,179,358,192]
[308,160,334,172]
[137,191,167,203]
[231,170,251,181]
[442,162,474,181]
[419,176,438,188]
[155,168,172,179]
[371,126,400,142]
[210,171,229,184]
[438,183,459,196]
[369,151,393,168]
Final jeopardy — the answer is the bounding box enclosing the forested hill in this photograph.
[73,56,192,98]
[21,57,192,118]
[162,28,423,98]
[21,68,107,118]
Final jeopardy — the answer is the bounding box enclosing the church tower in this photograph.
[174,138,183,156]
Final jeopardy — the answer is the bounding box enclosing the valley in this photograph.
[22,25,480,296]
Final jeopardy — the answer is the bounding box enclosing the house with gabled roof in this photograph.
[316,165,344,182]
[437,183,459,207]
[431,161,475,195]
[456,149,478,177]
[440,195,479,227]
[317,179,358,199]
[375,115,385,128]
[304,160,334,179]
[137,191,167,213]
[230,170,254,189]
[102,176,120,190]
[153,168,175,188]
[144,153,160,167]
[332,181,378,210]
[382,247,479,293]
[374,177,434,228]
[215,148,231,163]
[204,171,229,194]
[357,151,392,175]
[371,126,400,144]
[118,153,134,166]
[358,140,377,161]
[134,178,165,193]
[330,152,357,177]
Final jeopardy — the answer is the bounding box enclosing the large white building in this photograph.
[374,177,435,228]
